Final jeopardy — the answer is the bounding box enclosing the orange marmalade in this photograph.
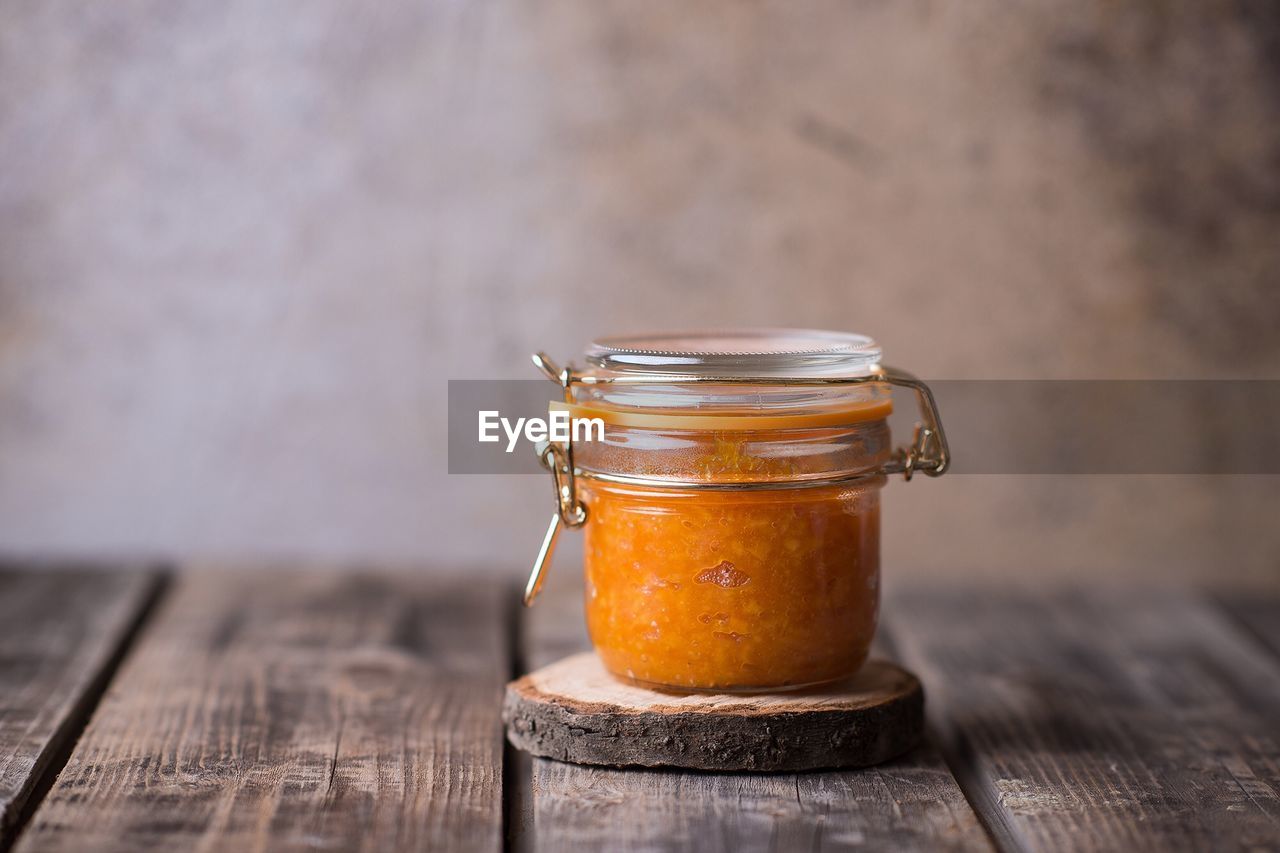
[581,477,883,691]
[550,329,902,693]
[576,412,896,691]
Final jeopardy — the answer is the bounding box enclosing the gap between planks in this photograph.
[874,624,1026,853]
[0,567,169,853]
[503,584,534,853]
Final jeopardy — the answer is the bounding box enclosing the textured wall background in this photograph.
[1,1,1278,583]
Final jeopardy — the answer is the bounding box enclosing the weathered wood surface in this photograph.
[505,652,922,771]
[6,570,1279,852]
[510,574,992,852]
[15,570,510,853]
[0,566,162,848]
[887,587,1280,852]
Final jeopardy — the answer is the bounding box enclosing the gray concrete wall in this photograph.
[2,1,1278,584]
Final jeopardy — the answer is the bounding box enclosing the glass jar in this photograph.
[526,329,948,693]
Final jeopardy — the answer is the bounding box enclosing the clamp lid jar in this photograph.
[526,328,948,693]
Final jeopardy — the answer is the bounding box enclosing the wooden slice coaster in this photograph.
[503,652,924,772]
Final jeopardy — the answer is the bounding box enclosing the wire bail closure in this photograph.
[522,350,950,605]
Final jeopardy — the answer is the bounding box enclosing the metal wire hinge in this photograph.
[522,351,950,605]
[524,354,587,605]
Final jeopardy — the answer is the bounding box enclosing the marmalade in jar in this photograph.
[582,479,881,692]
[527,329,946,694]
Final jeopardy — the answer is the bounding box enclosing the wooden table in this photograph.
[1,563,1277,852]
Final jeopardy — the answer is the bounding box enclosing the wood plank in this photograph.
[17,569,510,853]
[512,573,992,853]
[0,564,163,848]
[887,587,1280,853]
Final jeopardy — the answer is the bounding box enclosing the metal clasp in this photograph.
[876,367,950,480]
[524,353,587,605]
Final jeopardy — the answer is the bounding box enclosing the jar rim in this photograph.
[573,328,889,416]
[583,328,881,377]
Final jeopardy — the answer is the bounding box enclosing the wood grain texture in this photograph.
[888,587,1280,853]
[511,574,992,852]
[16,570,510,853]
[0,565,162,846]
[505,653,922,771]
